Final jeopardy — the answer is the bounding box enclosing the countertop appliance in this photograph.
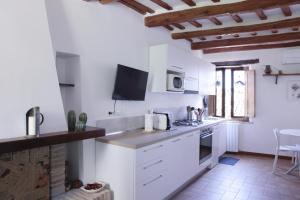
[112,64,148,101]
[26,106,44,136]
[153,112,173,130]
[199,127,213,164]
[167,70,185,92]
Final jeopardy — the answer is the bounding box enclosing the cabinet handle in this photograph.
[143,145,163,152]
[143,160,163,170]
[171,138,181,143]
[201,133,213,139]
[143,175,163,187]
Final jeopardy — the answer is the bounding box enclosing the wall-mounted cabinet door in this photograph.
[149,44,168,93]
[198,60,216,95]
[167,44,186,73]
[184,55,200,93]
[149,44,202,93]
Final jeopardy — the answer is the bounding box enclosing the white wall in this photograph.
[45,0,206,183]
[0,0,66,139]
[204,48,300,155]
[45,0,203,126]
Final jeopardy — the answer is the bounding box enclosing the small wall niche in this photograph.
[56,51,83,182]
[55,51,82,116]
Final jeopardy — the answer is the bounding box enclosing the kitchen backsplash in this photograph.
[96,107,190,134]
[96,115,145,134]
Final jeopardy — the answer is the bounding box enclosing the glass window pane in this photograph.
[216,71,223,116]
[233,70,246,117]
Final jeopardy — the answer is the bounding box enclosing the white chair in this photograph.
[272,129,298,173]
[285,145,300,176]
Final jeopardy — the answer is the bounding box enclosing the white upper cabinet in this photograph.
[149,44,169,93]
[149,44,215,94]
[198,60,216,95]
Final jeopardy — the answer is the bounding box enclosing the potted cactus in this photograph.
[67,111,76,131]
[76,112,88,131]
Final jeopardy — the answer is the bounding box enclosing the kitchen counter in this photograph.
[96,119,226,149]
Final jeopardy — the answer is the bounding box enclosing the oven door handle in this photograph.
[201,133,213,139]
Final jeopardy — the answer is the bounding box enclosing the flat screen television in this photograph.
[112,64,148,101]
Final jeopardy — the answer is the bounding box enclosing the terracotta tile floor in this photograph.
[171,154,300,200]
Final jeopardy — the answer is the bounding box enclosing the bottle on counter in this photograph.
[144,109,154,132]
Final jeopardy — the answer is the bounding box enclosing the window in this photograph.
[215,67,255,120]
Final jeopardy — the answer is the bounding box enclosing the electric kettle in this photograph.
[26,107,44,136]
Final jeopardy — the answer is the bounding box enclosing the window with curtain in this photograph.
[215,67,255,120]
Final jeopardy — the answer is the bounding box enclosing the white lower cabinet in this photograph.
[137,131,199,200]
[136,172,167,200]
[181,132,199,180]
[218,123,227,157]
[212,125,220,167]
[96,130,201,200]
[211,123,228,168]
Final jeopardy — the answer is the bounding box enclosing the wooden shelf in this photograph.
[263,73,300,84]
[59,83,75,87]
[0,127,105,154]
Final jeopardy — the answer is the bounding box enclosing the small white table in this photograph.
[279,129,300,176]
[280,129,300,137]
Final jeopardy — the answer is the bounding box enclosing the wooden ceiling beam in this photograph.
[189,20,202,28]
[172,17,300,39]
[99,0,114,4]
[119,0,155,15]
[212,59,260,66]
[119,0,145,15]
[209,17,222,25]
[164,25,174,31]
[145,0,300,27]
[255,9,267,20]
[203,41,300,54]
[182,0,196,7]
[172,23,186,30]
[150,0,173,10]
[281,6,292,16]
[192,32,300,49]
[231,14,243,23]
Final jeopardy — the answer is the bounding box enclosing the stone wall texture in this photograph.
[0,147,50,200]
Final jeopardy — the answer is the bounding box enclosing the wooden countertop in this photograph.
[0,127,105,154]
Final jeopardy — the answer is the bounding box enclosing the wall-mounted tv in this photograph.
[112,64,148,101]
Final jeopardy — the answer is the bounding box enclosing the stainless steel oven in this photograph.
[199,127,213,164]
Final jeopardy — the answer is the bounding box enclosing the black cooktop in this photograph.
[173,120,203,127]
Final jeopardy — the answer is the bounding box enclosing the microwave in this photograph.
[167,71,185,92]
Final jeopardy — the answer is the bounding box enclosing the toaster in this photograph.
[153,112,172,130]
